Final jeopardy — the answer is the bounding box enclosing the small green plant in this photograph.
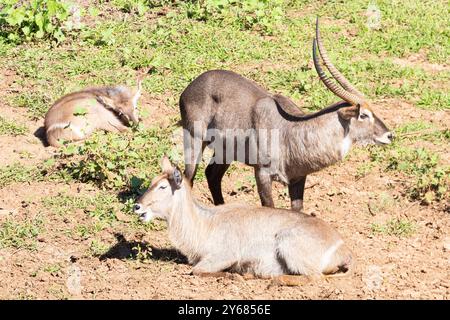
[367,192,396,215]
[56,125,173,191]
[356,162,375,179]
[0,116,27,135]
[371,218,416,237]
[132,243,152,262]
[43,263,62,276]
[386,148,448,204]
[0,0,84,43]
[0,217,44,250]
[16,292,36,300]
[88,239,109,257]
[370,146,449,204]
[72,221,107,239]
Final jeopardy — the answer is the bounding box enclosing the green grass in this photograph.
[356,161,375,179]
[8,85,53,119]
[0,217,44,250]
[41,189,165,237]
[369,145,449,204]
[0,163,43,188]
[367,192,396,215]
[88,239,110,257]
[371,218,416,237]
[1,0,447,117]
[43,263,62,276]
[395,121,449,143]
[0,116,28,136]
[42,192,120,223]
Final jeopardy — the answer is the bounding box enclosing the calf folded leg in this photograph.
[192,256,236,277]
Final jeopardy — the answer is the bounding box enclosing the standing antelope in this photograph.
[179,19,393,212]
[133,156,352,282]
[44,73,145,147]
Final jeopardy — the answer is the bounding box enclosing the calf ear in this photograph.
[172,168,183,189]
[161,155,183,188]
[132,77,143,106]
[161,155,173,173]
[338,104,360,120]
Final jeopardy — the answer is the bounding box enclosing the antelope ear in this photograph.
[161,155,173,173]
[338,104,360,120]
[172,167,183,189]
[97,96,116,109]
[132,87,141,108]
[136,77,143,92]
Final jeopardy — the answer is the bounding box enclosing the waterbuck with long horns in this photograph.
[133,156,352,282]
[179,18,393,212]
[44,72,147,147]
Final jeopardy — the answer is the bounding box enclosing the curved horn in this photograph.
[315,17,365,99]
[313,38,364,106]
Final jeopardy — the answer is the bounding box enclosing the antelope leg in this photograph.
[288,176,307,212]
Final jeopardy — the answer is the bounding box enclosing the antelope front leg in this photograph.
[255,168,274,208]
[288,176,306,212]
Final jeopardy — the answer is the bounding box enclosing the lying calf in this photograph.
[44,76,143,147]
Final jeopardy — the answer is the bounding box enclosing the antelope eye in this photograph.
[360,113,369,119]
[159,185,167,190]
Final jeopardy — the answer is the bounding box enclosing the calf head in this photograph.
[96,75,144,125]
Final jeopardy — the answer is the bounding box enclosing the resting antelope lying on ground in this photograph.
[44,73,145,147]
[133,156,353,284]
[179,18,393,212]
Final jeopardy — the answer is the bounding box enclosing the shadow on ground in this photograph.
[34,126,49,147]
[99,233,188,265]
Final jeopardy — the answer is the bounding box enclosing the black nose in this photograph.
[133,204,141,212]
[387,132,394,140]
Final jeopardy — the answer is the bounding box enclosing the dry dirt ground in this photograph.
[0,67,449,300]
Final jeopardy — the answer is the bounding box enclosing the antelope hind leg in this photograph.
[205,160,230,205]
[288,176,307,212]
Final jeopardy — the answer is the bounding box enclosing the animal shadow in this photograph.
[34,126,49,147]
[99,233,188,265]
